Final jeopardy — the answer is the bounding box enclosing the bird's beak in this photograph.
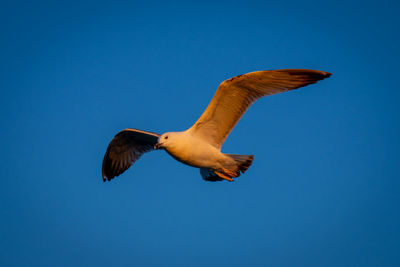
[154,143,161,149]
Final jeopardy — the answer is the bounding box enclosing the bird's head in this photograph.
[154,132,175,150]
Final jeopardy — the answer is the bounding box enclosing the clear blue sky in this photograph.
[1,1,399,266]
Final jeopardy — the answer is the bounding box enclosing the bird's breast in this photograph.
[165,135,222,169]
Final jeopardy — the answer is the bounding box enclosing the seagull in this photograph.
[102,69,331,182]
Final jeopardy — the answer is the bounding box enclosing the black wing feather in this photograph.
[102,128,160,181]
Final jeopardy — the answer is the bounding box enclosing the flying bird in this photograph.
[102,69,331,182]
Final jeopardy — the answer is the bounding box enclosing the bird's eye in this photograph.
[165,136,168,139]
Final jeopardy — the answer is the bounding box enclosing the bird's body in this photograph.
[160,131,226,169]
[102,69,332,182]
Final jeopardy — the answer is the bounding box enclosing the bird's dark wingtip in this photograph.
[322,71,332,78]
[311,70,332,80]
[102,174,112,182]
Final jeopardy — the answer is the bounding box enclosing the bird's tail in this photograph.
[227,154,254,173]
[213,154,254,181]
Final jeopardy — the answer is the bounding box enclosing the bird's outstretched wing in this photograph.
[102,128,160,181]
[188,69,331,148]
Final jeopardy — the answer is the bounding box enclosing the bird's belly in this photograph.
[166,142,221,169]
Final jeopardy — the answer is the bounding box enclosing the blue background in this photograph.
[1,1,399,266]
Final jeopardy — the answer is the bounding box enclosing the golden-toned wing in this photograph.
[188,69,331,148]
[102,128,160,181]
